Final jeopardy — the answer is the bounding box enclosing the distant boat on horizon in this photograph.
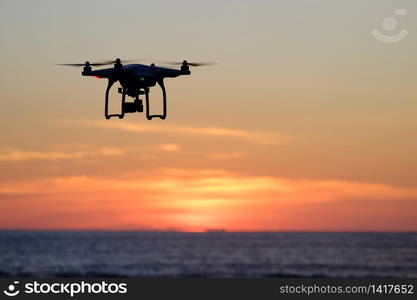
[205,229,227,233]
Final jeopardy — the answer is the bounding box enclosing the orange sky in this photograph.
[0,120,417,231]
[0,1,417,231]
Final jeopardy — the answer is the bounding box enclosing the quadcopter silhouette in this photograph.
[57,58,213,120]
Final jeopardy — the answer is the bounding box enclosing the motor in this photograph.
[181,60,189,72]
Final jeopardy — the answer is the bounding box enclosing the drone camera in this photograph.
[123,99,143,114]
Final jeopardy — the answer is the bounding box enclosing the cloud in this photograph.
[79,120,290,145]
[156,144,181,152]
[1,168,416,231]
[0,144,181,162]
[0,148,124,162]
[207,152,247,160]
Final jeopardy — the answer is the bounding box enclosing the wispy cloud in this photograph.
[156,143,181,152]
[78,121,290,145]
[207,152,247,160]
[0,148,124,162]
[0,144,180,162]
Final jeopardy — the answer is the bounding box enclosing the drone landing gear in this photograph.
[105,79,126,119]
[145,80,167,120]
[104,79,167,120]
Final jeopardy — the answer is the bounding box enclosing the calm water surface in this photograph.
[0,232,416,277]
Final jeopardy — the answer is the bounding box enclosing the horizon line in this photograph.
[0,229,416,233]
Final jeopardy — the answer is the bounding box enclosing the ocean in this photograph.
[0,231,416,278]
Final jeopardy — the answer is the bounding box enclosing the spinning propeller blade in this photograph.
[55,59,142,67]
[164,61,216,67]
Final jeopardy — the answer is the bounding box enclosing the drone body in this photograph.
[59,58,210,120]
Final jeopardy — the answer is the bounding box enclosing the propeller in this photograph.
[55,58,141,67]
[163,60,216,67]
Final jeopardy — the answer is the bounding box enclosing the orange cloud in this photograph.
[0,169,416,231]
[0,144,181,162]
[0,148,124,162]
[207,152,247,160]
[78,120,290,145]
[156,144,181,152]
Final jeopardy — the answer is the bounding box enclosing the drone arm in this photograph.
[83,68,114,78]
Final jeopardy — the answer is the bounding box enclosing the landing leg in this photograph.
[144,80,167,120]
[159,79,167,120]
[145,88,152,120]
[104,80,126,119]
[104,79,116,119]
[119,90,126,119]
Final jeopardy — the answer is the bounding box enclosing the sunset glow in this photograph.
[1,167,416,231]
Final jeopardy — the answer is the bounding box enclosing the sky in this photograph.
[0,0,416,231]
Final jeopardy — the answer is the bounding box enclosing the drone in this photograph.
[57,58,212,120]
